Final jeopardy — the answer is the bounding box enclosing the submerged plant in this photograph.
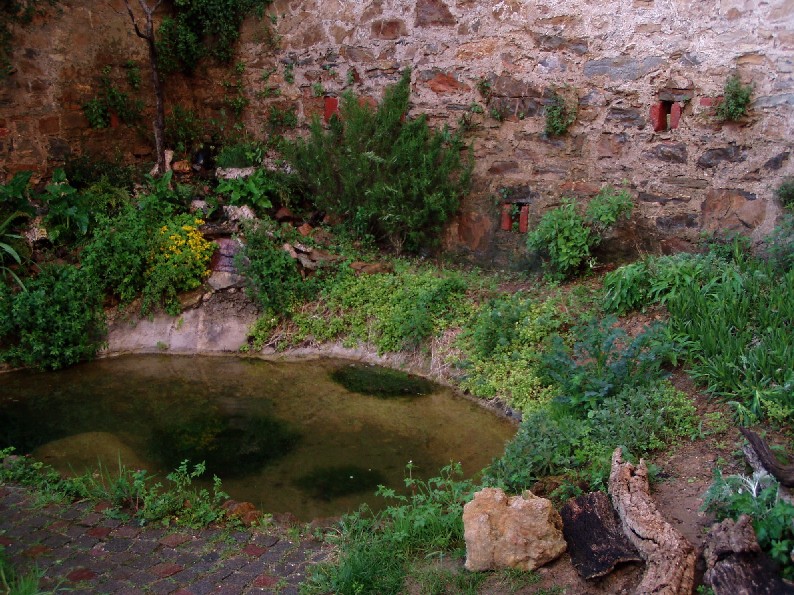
[330,364,435,398]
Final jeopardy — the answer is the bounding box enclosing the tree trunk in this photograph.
[740,428,794,488]
[123,0,166,175]
[608,448,696,595]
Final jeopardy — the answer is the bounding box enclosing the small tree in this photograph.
[122,0,167,174]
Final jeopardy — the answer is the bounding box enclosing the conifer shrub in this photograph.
[285,69,472,254]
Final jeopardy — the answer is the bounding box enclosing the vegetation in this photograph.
[527,185,633,278]
[303,463,475,595]
[715,74,753,122]
[82,65,144,129]
[0,448,233,529]
[703,470,794,580]
[285,69,472,254]
[544,87,578,136]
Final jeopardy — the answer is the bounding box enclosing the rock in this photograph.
[274,206,296,222]
[222,500,262,526]
[763,151,790,170]
[702,188,766,232]
[222,205,256,222]
[190,199,209,214]
[583,56,665,81]
[415,0,455,27]
[561,491,643,580]
[697,145,747,168]
[703,515,794,595]
[208,271,246,291]
[216,167,256,180]
[463,488,566,572]
[644,143,688,164]
[172,160,191,173]
[297,223,313,236]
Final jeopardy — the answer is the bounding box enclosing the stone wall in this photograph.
[2,0,793,266]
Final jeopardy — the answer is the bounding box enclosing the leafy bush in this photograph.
[527,186,633,278]
[41,169,91,244]
[156,0,272,74]
[235,219,319,316]
[285,69,472,254]
[83,205,215,315]
[702,470,794,579]
[483,380,695,493]
[540,316,669,413]
[82,66,143,129]
[143,215,216,315]
[303,463,474,595]
[765,214,794,272]
[0,264,106,369]
[715,75,753,122]
[164,105,204,154]
[216,169,290,213]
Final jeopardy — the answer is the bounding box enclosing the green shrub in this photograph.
[0,264,106,369]
[216,169,290,213]
[164,105,204,154]
[483,380,695,493]
[765,214,794,272]
[702,470,794,580]
[62,155,137,191]
[235,219,323,316]
[457,294,561,412]
[715,75,753,122]
[540,316,670,414]
[82,66,143,129]
[83,205,215,315]
[304,463,474,595]
[527,186,633,278]
[285,69,472,254]
[41,169,91,244]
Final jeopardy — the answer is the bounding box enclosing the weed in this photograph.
[702,469,794,579]
[311,82,325,97]
[715,74,753,122]
[527,186,633,278]
[777,177,794,210]
[283,62,294,84]
[544,87,577,136]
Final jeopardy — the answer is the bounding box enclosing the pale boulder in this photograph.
[463,487,567,572]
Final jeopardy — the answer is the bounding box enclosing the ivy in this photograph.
[156,0,273,75]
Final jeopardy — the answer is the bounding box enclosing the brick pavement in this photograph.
[0,485,331,594]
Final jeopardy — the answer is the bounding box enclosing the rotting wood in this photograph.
[703,514,794,595]
[740,428,794,487]
[608,448,696,595]
[560,491,642,580]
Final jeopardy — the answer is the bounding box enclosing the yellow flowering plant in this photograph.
[143,214,216,315]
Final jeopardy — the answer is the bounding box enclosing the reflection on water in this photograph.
[0,355,515,520]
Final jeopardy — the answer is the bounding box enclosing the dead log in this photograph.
[703,515,794,595]
[608,448,696,595]
[740,428,794,487]
[561,491,642,579]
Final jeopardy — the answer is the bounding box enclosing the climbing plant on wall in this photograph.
[156,0,273,75]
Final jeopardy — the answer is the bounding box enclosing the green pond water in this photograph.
[0,355,515,520]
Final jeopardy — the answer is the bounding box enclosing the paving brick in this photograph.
[160,533,192,548]
[66,567,99,582]
[152,562,184,578]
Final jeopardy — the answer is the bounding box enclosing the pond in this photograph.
[0,355,515,520]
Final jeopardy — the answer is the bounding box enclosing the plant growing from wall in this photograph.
[715,74,753,122]
[83,66,144,130]
[527,185,633,278]
[544,87,578,136]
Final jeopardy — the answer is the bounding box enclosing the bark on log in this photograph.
[740,428,794,487]
[561,491,643,579]
[608,448,696,595]
[703,514,794,595]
